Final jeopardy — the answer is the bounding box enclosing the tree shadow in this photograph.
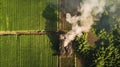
[93,13,114,34]
[42,4,59,55]
[95,39,109,47]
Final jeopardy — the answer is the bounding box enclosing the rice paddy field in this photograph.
[0,0,59,67]
[0,35,58,67]
[0,0,58,31]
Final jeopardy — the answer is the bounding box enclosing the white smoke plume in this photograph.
[62,0,106,47]
[106,0,120,17]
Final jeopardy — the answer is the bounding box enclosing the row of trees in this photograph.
[74,11,120,67]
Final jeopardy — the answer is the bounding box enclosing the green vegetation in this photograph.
[0,0,120,67]
[0,35,58,67]
[75,12,120,67]
[0,0,58,31]
[0,0,58,67]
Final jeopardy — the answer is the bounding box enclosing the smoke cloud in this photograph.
[106,0,120,17]
[62,0,106,47]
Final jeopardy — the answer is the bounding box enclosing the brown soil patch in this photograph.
[59,56,74,67]
[76,57,83,67]
[87,32,99,46]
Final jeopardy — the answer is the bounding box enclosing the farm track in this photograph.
[0,31,64,35]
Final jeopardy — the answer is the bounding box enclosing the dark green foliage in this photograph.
[93,29,120,67]
[75,23,120,67]
[42,4,58,23]
[74,33,95,67]
[75,33,91,57]
[112,18,120,50]
[42,3,59,55]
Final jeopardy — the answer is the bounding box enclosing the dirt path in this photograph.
[0,31,64,35]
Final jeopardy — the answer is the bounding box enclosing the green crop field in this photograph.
[0,0,59,67]
[0,0,58,31]
[0,35,58,67]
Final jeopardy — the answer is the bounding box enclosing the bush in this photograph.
[75,25,120,67]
